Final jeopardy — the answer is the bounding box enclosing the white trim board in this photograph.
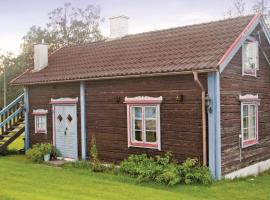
[219,13,262,73]
[225,158,270,179]
[219,13,270,73]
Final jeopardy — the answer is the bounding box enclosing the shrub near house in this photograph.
[26,143,58,162]
[120,153,213,186]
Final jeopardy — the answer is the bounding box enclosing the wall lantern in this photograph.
[176,94,184,103]
[205,95,212,113]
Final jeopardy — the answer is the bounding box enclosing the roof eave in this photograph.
[10,68,217,86]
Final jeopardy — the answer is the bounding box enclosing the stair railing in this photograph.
[0,94,24,135]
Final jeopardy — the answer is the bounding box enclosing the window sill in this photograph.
[242,139,258,148]
[35,130,47,134]
[242,73,257,77]
[129,141,160,150]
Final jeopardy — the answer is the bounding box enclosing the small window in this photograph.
[242,41,259,76]
[240,95,259,148]
[35,115,47,134]
[32,109,48,134]
[125,96,162,150]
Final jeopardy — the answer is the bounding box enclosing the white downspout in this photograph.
[193,72,207,166]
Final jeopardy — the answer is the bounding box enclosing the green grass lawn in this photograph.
[0,157,270,200]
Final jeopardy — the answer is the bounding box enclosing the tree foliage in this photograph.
[0,2,104,107]
[47,3,104,49]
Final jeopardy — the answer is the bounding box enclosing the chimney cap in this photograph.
[109,15,129,20]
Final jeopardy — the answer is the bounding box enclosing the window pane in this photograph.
[134,107,142,118]
[36,115,46,132]
[37,117,42,128]
[249,127,256,139]
[243,117,248,129]
[135,131,142,141]
[146,131,156,142]
[243,105,248,117]
[250,105,256,116]
[242,103,258,143]
[146,120,156,130]
[135,120,142,130]
[145,107,156,118]
[243,42,257,75]
[243,128,248,140]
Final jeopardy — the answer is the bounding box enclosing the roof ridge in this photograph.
[124,14,255,37]
[61,14,255,49]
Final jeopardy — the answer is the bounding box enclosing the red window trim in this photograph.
[50,97,78,105]
[243,138,258,147]
[241,101,259,148]
[125,96,162,150]
[33,111,48,134]
[32,109,48,115]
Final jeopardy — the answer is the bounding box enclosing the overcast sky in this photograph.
[0,0,262,54]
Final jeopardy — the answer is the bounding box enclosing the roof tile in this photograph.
[11,15,253,85]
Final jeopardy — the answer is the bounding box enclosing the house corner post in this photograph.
[207,71,222,180]
[80,81,87,160]
[23,87,30,150]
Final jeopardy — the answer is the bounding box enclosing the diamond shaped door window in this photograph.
[67,114,73,123]
[57,114,63,122]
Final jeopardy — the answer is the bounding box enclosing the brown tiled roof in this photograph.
[11,15,254,85]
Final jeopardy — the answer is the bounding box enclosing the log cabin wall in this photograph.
[27,74,207,163]
[85,74,207,163]
[220,27,270,175]
[28,83,82,157]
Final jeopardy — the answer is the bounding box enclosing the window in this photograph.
[240,95,260,148]
[32,109,48,134]
[124,96,162,150]
[242,41,259,76]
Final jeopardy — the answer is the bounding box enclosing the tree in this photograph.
[234,0,245,16]
[21,26,50,60]
[0,53,25,107]
[252,0,267,14]
[0,2,104,107]
[226,0,246,17]
[47,3,104,51]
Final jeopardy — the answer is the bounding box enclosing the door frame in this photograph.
[50,97,79,159]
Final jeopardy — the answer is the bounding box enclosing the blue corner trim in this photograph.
[80,82,87,160]
[208,72,221,180]
[24,87,30,150]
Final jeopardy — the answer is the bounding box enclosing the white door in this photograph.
[54,104,78,159]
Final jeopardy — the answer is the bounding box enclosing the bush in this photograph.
[178,158,213,185]
[0,149,19,156]
[90,135,98,163]
[26,143,59,163]
[120,152,180,185]
[120,153,213,186]
[26,144,44,163]
[89,135,109,173]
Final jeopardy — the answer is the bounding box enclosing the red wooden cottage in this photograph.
[10,13,270,179]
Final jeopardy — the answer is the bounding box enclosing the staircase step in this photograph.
[1,134,11,138]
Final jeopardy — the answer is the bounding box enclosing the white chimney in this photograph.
[34,40,48,72]
[110,16,129,39]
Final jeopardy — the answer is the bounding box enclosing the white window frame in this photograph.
[124,96,162,150]
[239,95,260,148]
[32,109,48,134]
[242,41,259,77]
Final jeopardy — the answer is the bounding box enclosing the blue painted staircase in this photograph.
[0,94,25,152]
